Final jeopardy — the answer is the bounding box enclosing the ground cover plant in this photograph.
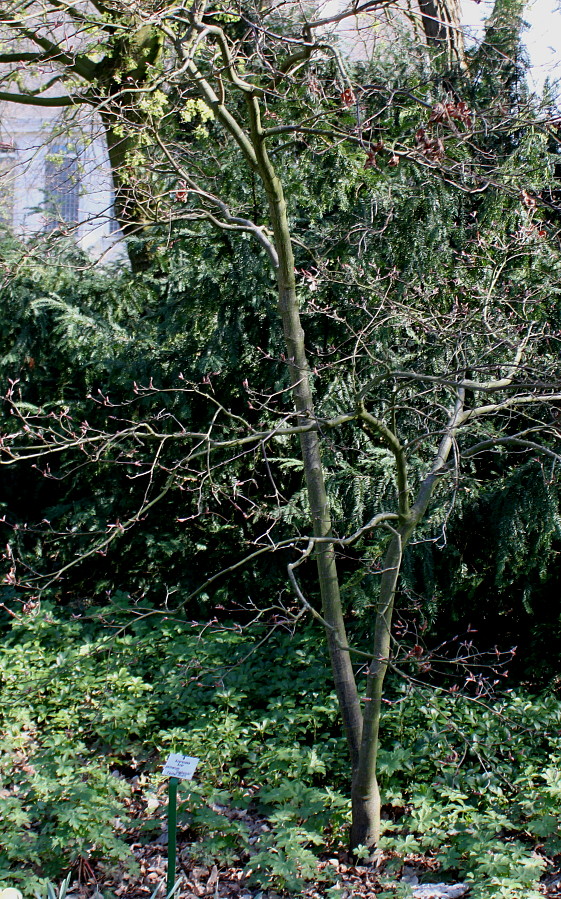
[2,604,561,898]
[1,0,561,893]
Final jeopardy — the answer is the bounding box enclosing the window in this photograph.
[44,144,80,231]
[0,143,17,228]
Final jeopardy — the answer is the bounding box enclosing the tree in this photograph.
[2,0,561,854]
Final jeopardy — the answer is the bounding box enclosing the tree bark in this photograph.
[417,0,466,70]
[350,528,406,848]
[349,394,465,851]
[100,110,154,273]
[248,100,364,770]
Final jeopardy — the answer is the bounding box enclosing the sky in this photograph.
[461,0,561,93]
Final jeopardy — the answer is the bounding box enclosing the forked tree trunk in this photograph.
[249,102,465,855]
[350,530,406,848]
[180,23,466,856]
[350,398,464,850]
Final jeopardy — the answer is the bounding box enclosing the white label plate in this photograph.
[162,753,199,780]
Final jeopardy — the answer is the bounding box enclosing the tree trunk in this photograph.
[171,34,364,769]
[350,396,465,851]
[350,530,404,849]
[101,111,154,273]
[93,26,164,272]
[255,123,465,851]
[178,25,467,856]
[417,0,466,70]
[252,123,364,770]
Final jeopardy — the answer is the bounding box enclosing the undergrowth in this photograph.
[1,603,560,898]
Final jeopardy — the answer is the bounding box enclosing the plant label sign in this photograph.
[162,753,199,780]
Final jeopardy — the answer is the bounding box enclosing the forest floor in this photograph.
[84,840,561,899]
[77,793,561,899]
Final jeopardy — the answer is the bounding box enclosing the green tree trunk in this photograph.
[249,104,364,770]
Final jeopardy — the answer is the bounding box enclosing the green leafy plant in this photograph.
[34,873,72,899]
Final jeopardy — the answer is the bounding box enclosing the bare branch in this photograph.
[0,89,80,106]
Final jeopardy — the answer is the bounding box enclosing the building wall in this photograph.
[0,0,439,263]
[0,100,125,262]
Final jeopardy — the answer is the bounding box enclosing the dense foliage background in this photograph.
[1,0,561,895]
